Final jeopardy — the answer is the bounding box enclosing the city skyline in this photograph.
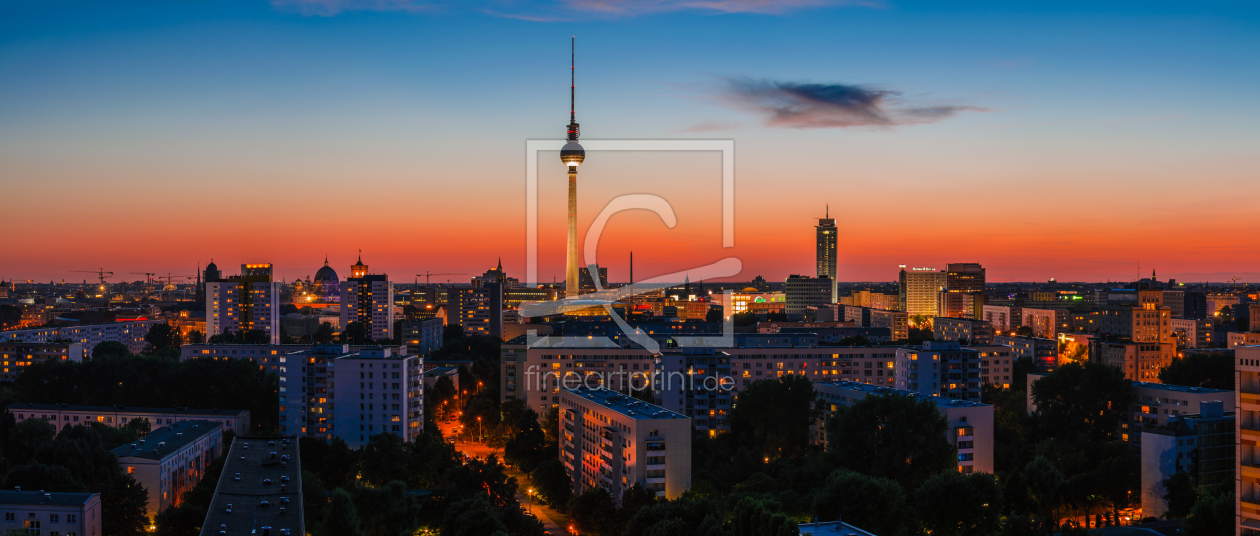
[3,1,1259,283]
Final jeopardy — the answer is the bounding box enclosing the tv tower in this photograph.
[561,36,585,297]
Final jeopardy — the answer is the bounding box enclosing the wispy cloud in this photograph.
[717,77,990,129]
[677,120,744,133]
[272,0,879,18]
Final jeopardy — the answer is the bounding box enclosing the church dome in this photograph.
[314,259,338,282]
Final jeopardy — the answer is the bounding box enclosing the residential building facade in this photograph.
[112,420,223,520]
[0,491,101,536]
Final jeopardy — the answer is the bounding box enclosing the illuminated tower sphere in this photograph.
[563,37,584,297]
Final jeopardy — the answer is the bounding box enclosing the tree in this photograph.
[144,324,182,354]
[1022,456,1064,534]
[312,322,335,344]
[541,406,560,446]
[1159,353,1234,390]
[618,483,657,525]
[504,408,549,473]
[185,330,204,345]
[325,489,365,536]
[811,469,909,536]
[352,481,420,536]
[729,375,815,457]
[360,433,408,487]
[92,340,130,359]
[914,471,1003,536]
[300,436,358,489]
[1031,362,1132,443]
[406,431,460,489]
[623,498,727,536]
[207,330,237,344]
[445,455,518,508]
[102,473,150,536]
[154,502,207,536]
[1161,471,1198,519]
[1181,484,1234,536]
[126,417,151,436]
[569,488,618,536]
[240,329,270,345]
[7,418,56,464]
[825,393,953,487]
[531,459,572,510]
[705,307,724,323]
[1016,326,1035,337]
[341,321,369,344]
[4,463,84,492]
[732,497,798,536]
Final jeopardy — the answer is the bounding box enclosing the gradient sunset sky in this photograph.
[2,1,1258,285]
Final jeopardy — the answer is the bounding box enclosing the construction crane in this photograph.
[130,272,157,294]
[71,269,114,299]
[416,271,466,285]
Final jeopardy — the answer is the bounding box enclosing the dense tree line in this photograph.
[1158,352,1234,390]
[13,348,278,432]
[0,407,150,536]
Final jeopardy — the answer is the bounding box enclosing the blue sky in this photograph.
[2,1,1258,283]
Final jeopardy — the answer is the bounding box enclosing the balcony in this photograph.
[1243,392,1260,407]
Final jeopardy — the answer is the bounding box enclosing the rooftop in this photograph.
[0,490,99,507]
[563,388,689,420]
[1132,382,1232,394]
[815,380,991,408]
[111,420,220,460]
[12,403,247,417]
[201,436,303,536]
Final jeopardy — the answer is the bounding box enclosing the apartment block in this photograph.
[1172,318,1213,349]
[994,335,1057,372]
[112,420,223,520]
[1141,401,1233,520]
[449,284,503,338]
[813,381,994,474]
[9,404,250,436]
[402,318,444,356]
[934,317,994,345]
[1232,333,1260,349]
[785,275,833,316]
[207,276,282,344]
[896,341,983,401]
[1238,346,1260,535]
[983,305,1012,331]
[0,342,83,381]
[969,345,1016,388]
[1020,308,1059,338]
[559,387,691,502]
[0,319,164,355]
[0,491,101,536]
[341,275,395,341]
[329,347,423,449]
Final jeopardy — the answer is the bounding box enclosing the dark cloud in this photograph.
[720,77,989,129]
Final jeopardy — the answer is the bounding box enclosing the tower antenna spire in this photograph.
[571,36,575,125]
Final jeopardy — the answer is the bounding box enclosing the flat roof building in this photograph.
[200,436,303,536]
[559,387,691,502]
[112,420,223,521]
[9,404,250,436]
[0,490,101,536]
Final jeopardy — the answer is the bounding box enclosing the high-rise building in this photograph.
[899,266,948,317]
[341,272,395,341]
[816,206,838,303]
[206,264,281,344]
[1183,291,1208,320]
[785,275,832,316]
[559,387,691,501]
[943,263,986,319]
[330,347,424,448]
[449,283,503,338]
[401,318,444,356]
[1235,346,1260,534]
[578,266,608,293]
[1140,401,1233,520]
[562,38,585,298]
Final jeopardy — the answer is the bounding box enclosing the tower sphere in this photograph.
[561,141,585,167]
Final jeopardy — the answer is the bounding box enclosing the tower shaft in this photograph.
[566,168,580,297]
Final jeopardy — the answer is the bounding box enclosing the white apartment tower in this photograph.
[206,264,281,344]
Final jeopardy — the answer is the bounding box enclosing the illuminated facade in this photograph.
[899,266,947,317]
[111,420,222,520]
[942,263,986,319]
[0,342,83,381]
[896,341,983,400]
[449,284,503,338]
[785,274,832,316]
[206,264,281,344]
[341,274,395,341]
[816,206,838,303]
[560,387,691,502]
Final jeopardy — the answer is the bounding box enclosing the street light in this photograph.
[527,488,534,515]
[477,416,482,442]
